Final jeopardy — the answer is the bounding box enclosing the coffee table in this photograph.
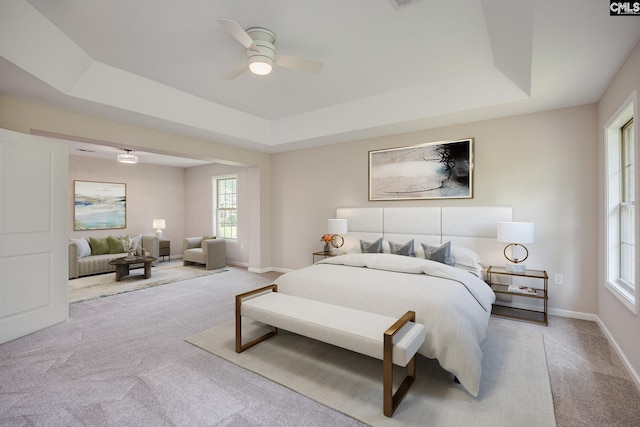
[109,256,157,281]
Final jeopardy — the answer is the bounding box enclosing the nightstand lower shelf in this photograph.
[491,304,547,324]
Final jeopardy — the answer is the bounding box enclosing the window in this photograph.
[213,175,237,240]
[620,118,635,292]
[605,91,637,313]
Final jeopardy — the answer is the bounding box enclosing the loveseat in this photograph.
[68,234,159,279]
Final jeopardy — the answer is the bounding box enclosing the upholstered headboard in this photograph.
[336,206,512,268]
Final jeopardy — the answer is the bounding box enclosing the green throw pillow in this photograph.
[89,237,110,255]
[202,235,216,241]
[107,236,125,254]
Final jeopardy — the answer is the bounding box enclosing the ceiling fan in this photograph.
[219,19,324,79]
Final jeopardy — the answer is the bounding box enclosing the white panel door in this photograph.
[0,128,68,344]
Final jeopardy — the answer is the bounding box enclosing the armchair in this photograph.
[183,236,226,270]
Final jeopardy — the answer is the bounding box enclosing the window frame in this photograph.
[212,174,238,241]
[604,90,638,314]
[619,118,635,293]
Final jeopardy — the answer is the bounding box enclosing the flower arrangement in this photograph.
[320,234,333,244]
[121,237,136,258]
[320,234,333,252]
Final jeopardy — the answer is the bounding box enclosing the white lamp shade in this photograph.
[153,219,166,230]
[497,222,534,244]
[327,219,348,235]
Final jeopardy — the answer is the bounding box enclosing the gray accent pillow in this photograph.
[422,241,454,265]
[360,238,383,253]
[389,239,415,257]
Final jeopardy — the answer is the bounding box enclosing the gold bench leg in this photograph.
[383,310,417,417]
[235,284,278,353]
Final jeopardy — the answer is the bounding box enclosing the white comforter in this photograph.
[274,253,496,396]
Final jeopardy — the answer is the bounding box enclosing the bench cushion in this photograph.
[241,292,425,367]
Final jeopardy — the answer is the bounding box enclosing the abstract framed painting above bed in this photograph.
[274,206,511,397]
[369,138,473,201]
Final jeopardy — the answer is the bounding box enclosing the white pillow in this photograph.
[450,245,483,276]
[70,238,91,258]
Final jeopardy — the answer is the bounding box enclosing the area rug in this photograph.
[69,263,228,303]
[187,320,556,427]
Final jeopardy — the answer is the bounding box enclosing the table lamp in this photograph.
[153,219,166,239]
[327,219,348,253]
[497,222,534,273]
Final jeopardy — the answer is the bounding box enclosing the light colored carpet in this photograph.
[3,267,359,426]
[68,263,228,303]
[187,319,556,427]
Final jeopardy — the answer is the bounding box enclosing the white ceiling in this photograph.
[1,0,639,167]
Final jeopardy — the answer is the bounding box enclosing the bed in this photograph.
[274,206,511,397]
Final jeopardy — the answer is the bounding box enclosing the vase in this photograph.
[324,243,331,253]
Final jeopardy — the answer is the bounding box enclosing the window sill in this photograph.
[605,280,638,314]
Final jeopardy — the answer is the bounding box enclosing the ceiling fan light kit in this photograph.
[219,19,323,79]
[248,59,273,75]
[246,29,276,75]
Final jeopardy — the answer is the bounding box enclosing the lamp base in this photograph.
[156,230,163,239]
[506,263,526,273]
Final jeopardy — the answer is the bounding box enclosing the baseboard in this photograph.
[548,307,598,321]
[595,315,640,392]
[227,260,248,268]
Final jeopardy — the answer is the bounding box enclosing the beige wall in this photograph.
[68,156,185,257]
[272,104,599,318]
[597,40,640,385]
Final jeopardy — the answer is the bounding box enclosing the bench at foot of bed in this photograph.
[235,284,426,417]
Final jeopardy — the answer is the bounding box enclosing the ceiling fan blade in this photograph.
[223,63,249,80]
[218,19,258,52]
[275,55,324,73]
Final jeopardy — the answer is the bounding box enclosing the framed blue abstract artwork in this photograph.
[74,180,126,230]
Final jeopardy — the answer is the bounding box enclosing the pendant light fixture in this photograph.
[117,149,138,164]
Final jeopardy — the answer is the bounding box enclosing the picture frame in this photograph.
[74,180,127,230]
[369,138,473,201]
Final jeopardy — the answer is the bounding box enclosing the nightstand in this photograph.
[486,266,548,325]
[159,239,170,262]
[312,251,338,263]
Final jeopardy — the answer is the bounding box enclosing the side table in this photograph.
[159,240,170,262]
[486,266,548,325]
[312,251,338,263]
